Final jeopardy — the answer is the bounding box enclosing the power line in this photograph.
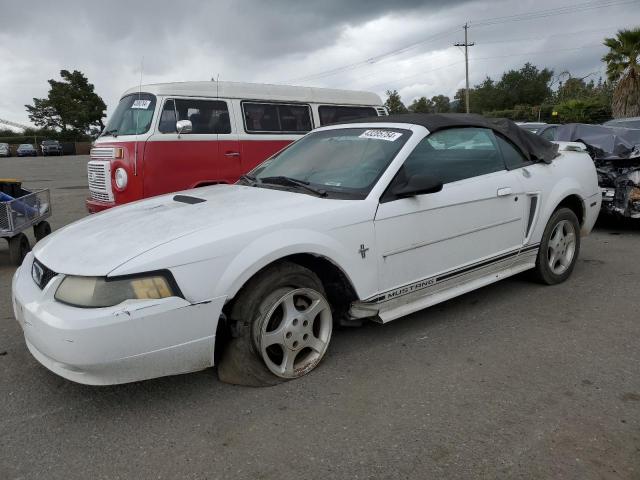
[363,44,604,91]
[286,29,457,83]
[282,0,638,85]
[472,0,639,27]
[360,26,622,90]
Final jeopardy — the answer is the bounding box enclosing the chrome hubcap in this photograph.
[259,288,332,379]
[547,219,576,275]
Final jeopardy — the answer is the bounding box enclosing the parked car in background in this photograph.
[555,123,640,218]
[603,117,640,129]
[0,143,10,157]
[87,81,388,213]
[40,140,63,156]
[16,144,37,157]
[517,123,559,141]
[13,114,601,386]
[536,124,559,141]
[517,122,547,134]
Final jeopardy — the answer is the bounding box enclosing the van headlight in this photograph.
[54,272,179,308]
[114,167,128,190]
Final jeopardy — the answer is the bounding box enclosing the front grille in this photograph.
[32,258,58,289]
[90,147,115,159]
[87,161,114,202]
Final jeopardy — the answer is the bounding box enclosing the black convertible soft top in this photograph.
[340,113,559,164]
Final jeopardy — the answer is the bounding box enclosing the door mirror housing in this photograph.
[176,119,192,136]
[391,174,443,198]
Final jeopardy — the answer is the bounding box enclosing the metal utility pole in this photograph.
[454,23,474,113]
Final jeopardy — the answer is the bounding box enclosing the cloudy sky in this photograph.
[1,0,639,127]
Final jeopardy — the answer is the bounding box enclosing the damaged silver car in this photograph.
[557,124,640,218]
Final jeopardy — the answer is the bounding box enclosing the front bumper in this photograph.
[12,253,225,385]
[86,197,116,213]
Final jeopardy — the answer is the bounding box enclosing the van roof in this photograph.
[122,81,382,106]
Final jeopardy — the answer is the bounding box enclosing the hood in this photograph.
[34,185,348,276]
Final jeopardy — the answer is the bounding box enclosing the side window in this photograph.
[163,99,230,134]
[158,99,177,133]
[495,134,528,169]
[318,106,377,125]
[243,102,312,133]
[402,128,504,184]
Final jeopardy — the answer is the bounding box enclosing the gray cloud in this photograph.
[1,0,638,126]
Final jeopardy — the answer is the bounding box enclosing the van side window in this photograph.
[158,100,177,133]
[242,102,312,133]
[161,99,231,134]
[318,106,377,125]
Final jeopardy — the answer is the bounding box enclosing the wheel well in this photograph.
[220,254,358,330]
[284,254,359,315]
[555,195,584,226]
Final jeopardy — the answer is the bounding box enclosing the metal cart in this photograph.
[1,180,52,265]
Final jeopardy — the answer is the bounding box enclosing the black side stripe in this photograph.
[367,243,540,303]
[436,244,539,283]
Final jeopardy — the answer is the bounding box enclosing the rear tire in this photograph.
[8,233,30,266]
[533,208,580,285]
[217,261,333,386]
[34,221,51,242]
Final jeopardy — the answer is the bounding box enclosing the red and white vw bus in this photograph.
[87,81,387,212]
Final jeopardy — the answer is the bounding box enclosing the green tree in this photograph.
[25,70,106,136]
[497,63,553,109]
[430,95,451,113]
[555,98,611,123]
[602,27,640,118]
[408,96,434,113]
[384,89,408,114]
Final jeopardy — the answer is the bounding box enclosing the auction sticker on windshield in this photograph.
[132,99,152,109]
[359,130,403,141]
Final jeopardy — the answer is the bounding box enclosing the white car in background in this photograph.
[0,143,10,157]
[12,114,601,386]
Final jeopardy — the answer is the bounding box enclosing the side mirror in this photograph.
[176,119,192,136]
[391,174,443,198]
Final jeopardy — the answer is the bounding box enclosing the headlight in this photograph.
[114,167,128,190]
[54,272,179,308]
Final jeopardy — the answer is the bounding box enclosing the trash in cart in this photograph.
[1,179,52,265]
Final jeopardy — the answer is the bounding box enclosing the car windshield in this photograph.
[19,144,32,148]
[103,93,157,136]
[249,127,412,199]
[42,140,56,145]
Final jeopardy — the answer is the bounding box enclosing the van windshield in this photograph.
[103,93,156,136]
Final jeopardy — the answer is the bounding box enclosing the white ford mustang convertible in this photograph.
[12,114,601,386]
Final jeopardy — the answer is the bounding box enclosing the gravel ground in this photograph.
[0,155,639,479]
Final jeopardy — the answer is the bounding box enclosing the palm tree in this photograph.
[602,28,640,118]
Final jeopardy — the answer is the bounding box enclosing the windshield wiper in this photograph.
[238,174,257,186]
[102,128,118,137]
[259,176,327,197]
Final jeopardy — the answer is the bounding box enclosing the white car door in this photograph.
[374,127,526,294]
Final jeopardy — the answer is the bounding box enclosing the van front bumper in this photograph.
[12,253,225,385]
[86,197,115,213]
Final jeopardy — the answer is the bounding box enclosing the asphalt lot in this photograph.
[1,155,639,479]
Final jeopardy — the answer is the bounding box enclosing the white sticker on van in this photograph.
[132,99,152,109]
[359,130,402,141]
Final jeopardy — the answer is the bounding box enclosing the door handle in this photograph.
[497,187,512,197]
[224,151,240,157]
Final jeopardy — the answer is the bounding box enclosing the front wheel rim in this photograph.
[258,288,332,379]
[547,219,576,275]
